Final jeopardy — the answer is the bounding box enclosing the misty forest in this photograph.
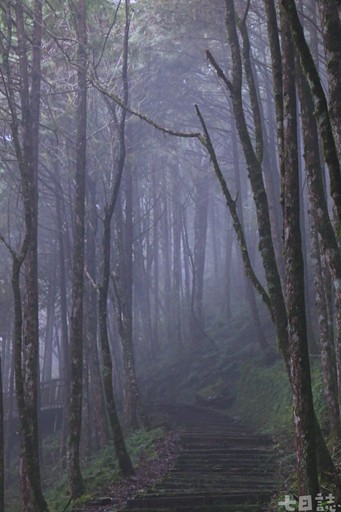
[1,0,341,511]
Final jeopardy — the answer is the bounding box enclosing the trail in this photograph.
[123,404,275,512]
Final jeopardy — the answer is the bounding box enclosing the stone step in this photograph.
[121,404,275,512]
[125,492,270,509]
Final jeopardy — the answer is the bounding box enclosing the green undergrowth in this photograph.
[230,356,327,434]
[139,304,272,406]
[230,357,293,434]
[230,357,331,512]
[46,427,164,512]
[139,306,330,512]
[6,427,165,512]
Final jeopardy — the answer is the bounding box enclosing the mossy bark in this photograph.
[280,0,341,224]
[281,10,319,500]
[297,61,341,439]
[208,0,289,361]
[317,0,341,164]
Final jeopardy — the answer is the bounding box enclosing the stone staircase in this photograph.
[122,404,276,511]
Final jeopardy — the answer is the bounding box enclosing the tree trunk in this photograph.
[316,0,341,163]
[280,0,341,224]
[296,53,341,425]
[97,0,135,476]
[86,178,109,450]
[1,0,47,508]
[115,166,148,430]
[191,173,209,345]
[67,0,87,499]
[310,224,340,438]
[207,0,288,360]
[99,216,135,476]
[281,8,319,498]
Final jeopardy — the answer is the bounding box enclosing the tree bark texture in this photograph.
[280,0,341,224]
[317,0,341,163]
[86,179,109,450]
[2,0,48,509]
[99,217,135,476]
[281,10,319,498]
[97,0,135,475]
[297,60,341,437]
[207,0,288,361]
[67,0,87,499]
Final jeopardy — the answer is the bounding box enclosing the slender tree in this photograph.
[280,0,341,224]
[316,0,341,162]
[97,0,135,476]
[281,8,319,497]
[1,0,47,508]
[67,0,88,499]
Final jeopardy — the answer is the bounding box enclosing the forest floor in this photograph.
[76,404,276,512]
[76,429,180,512]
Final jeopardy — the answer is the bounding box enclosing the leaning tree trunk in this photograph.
[203,0,338,487]
[207,0,288,360]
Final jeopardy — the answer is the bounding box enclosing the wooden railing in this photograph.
[3,378,65,419]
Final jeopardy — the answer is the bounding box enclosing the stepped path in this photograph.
[123,404,276,512]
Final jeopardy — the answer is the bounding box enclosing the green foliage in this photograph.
[3,427,166,512]
[231,358,293,434]
[230,358,327,435]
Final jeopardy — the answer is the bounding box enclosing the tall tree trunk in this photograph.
[86,178,109,450]
[207,0,288,360]
[281,8,319,498]
[115,166,148,430]
[99,213,134,476]
[172,168,184,347]
[53,156,71,464]
[296,53,341,425]
[42,254,57,382]
[204,0,338,486]
[2,0,47,508]
[280,0,341,224]
[97,0,135,476]
[310,224,340,438]
[67,0,87,498]
[191,173,209,345]
[316,0,341,163]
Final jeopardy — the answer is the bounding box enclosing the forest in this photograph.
[0,0,341,511]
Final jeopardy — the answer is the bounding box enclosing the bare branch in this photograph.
[195,104,273,316]
[206,50,233,92]
[90,72,202,140]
